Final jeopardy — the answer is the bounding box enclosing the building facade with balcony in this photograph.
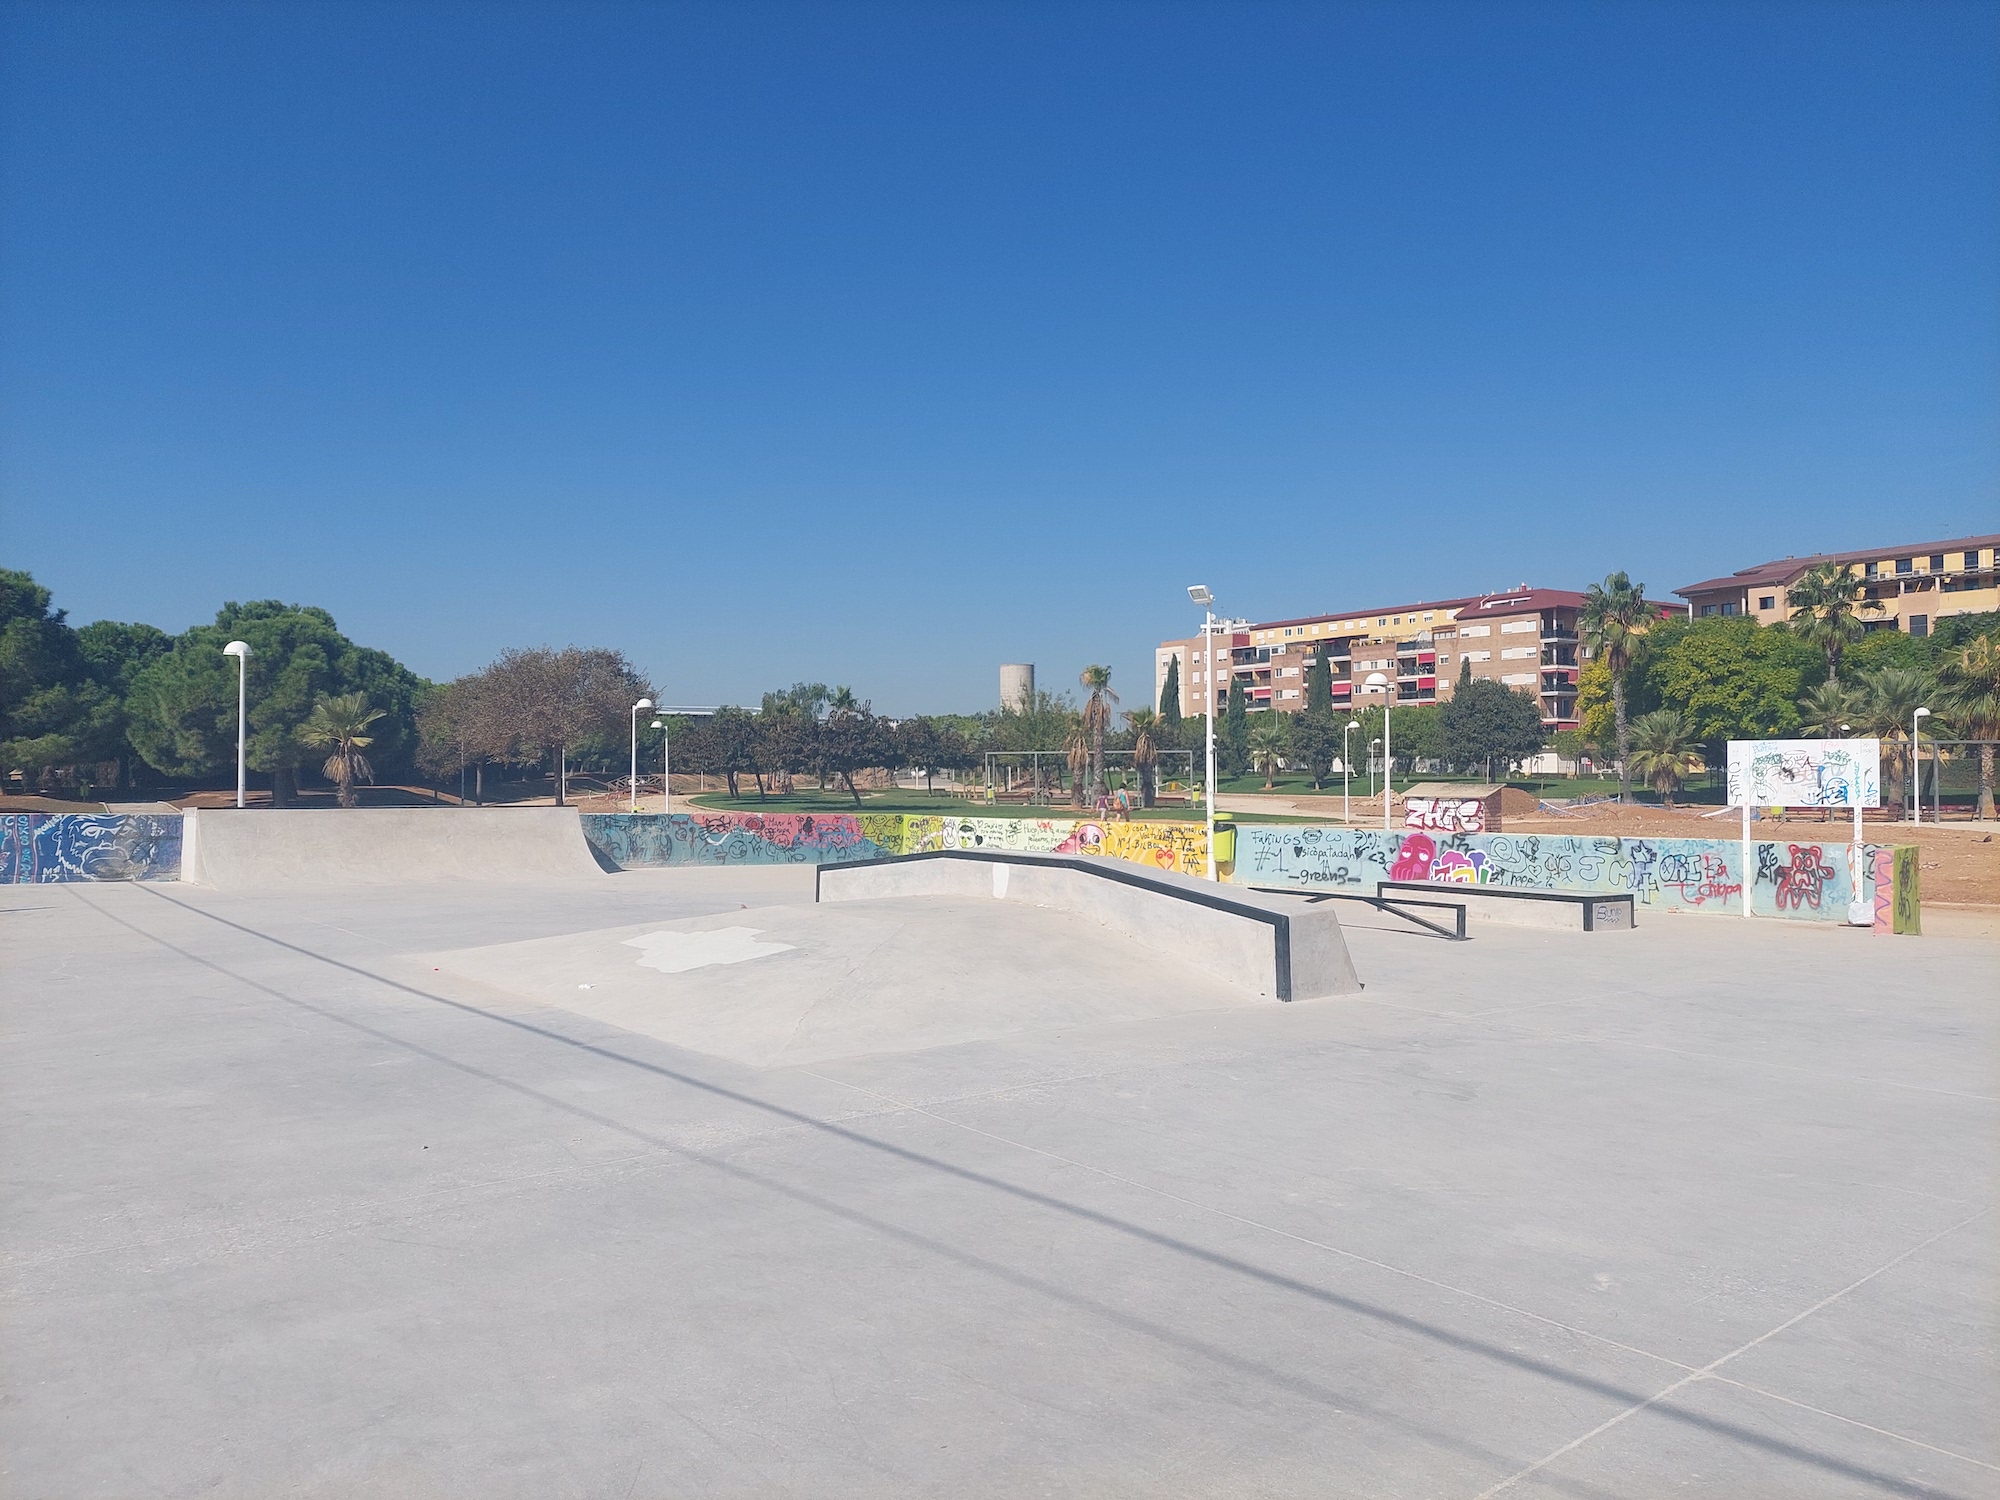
[1674,534,2000,638]
[1155,587,1589,729]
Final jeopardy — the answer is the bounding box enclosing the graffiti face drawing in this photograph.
[1389,834,1436,881]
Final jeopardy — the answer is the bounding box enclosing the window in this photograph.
[1930,555,1945,571]
[1500,620,1535,633]
[1699,604,1717,616]
[1895,557,1913,575]
[1377,617,1386,626]
[1721,602,1740,616]
[1910,615,1929,638]
[1865,562,1880,579]
[1501,673,1535,686]
[1501,646,1536,659]
[1758,595,1776,610]
[1966,552,1982,569]
[1466,650,1491,662]
[1461,624,1491,637]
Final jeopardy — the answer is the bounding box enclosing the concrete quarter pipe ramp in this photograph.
[181,807,609,889]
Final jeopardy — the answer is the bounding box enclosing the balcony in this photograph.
[1542,630,1577,644]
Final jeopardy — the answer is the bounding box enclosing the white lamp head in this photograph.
[634,697,654,711]
[222,640,251,659]
[1364,671,1389,688]
[1187,585,1213,607]
[1346,720,1360,730]
[650,720,664,730]
[1914,706,1931,718]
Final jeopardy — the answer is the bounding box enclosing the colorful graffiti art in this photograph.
[1232,823,1888,923]
[0,814,183,883]
[1403,797,1485,835]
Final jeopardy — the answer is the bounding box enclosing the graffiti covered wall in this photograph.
[1232,823,1888,921]
[582,811,906,867]
[0,814,183,883]
[582,811,1212,877]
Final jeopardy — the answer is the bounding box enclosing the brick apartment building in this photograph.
[1156,586,1589,730]
[1674,533,2000,637]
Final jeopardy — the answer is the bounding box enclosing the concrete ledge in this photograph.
[1376,879,1634,931]
[819,851,1363,1001]
[181,807,609,889]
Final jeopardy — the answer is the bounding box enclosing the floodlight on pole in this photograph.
[222,641,251,809]
[650,718,671,814]
[1912,707,1931,824]
[1344,719,1360,823]
[1364,672,1392,829]
[630,699,654,813]
[1188,585,1218,880]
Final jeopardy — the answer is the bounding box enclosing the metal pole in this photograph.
[630,707,640,814]
[1205,608,1217,881]
[1382,698,1393,832]
[663,721,672,815]
[1344,723,1352,823]
[1741,797,1754,920]
[235,654,247,809]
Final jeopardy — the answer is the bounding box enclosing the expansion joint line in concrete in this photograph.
[1469,1203,1997,1500]
[85,884,1997,1497]
[802,1071,2000,1486]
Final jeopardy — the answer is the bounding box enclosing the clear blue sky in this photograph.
[4,1,1995,714]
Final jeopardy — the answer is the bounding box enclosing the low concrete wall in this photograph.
[182,807,608,889]
[818,851,1362,1002]
[1375,880,1633,931]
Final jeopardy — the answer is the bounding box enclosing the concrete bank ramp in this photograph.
[181,807,608,890]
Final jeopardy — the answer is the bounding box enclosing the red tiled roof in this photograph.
[1675,534,2000,599]
[1254,587,1587,633]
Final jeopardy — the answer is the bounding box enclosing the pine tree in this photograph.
[1305,651,1333,713]
[1159,655,1182,724]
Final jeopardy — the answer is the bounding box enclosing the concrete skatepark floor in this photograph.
[3,866,1994,1498]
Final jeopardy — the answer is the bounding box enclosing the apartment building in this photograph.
[1674,533,2000,638]
[1156,587,1588,729]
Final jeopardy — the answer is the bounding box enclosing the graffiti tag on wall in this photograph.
[1403,797,1485,835]
[0,814,183,883]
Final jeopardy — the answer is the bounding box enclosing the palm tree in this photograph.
[1940,636,2000,820]
[1854,665,1935,817]
[1798,678,1864,740]
[1064,715,1090,808]
[1124,707,1161,807]
[1249,718,1291,790]
[1579,571,1651,801]
[1786,561,1883,687]
[299,692,385,808]
[1625,708,1704,807]
[1079,665,1118,801]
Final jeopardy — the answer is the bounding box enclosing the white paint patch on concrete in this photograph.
[992,863,1010,899]
[622,926,795,974]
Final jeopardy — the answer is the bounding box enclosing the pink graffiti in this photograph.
[1432,849,1490,884]
[1054,822,1106,855]
[1774,844,1836,911]
[1390,834,1435,881]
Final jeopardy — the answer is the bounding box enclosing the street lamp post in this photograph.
[222,641,252,809]
[651,718,671,814]
[1343,719,1360,824]
[1188,585,1218,881]
[630,698,654,813]
[1364,671,1392,829]
[1911,706,1931,824]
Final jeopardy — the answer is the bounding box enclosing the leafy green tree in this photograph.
[1440,680,1545,778]
[812,701,894,804]
[1939,636,2000,819]
[1785,562,1884,686]
[1580,571,1653,799]
[1389,703,1444,765]
[1843,628,1928,676]
[125,601,424,804]
[1304,651,1333,714]
[1222,677,1250,778]
[299,693,385,808]
[457,644,645,806]
[1291,711,1340,789]
[1644,617,1820,751]
[0,570,120,792]
[1852,665,1936,816]
[1158,656,1182,724]
[1626,709,1704,806]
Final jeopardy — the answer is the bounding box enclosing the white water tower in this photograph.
[1000,663,1035,711]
